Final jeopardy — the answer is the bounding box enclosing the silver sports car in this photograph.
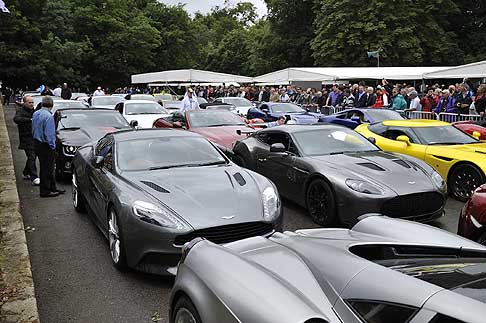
[170,215,486,323]
[233,125,447,226]
[71,129,282,275]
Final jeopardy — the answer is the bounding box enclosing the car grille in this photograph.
[174,222,274,246]
[381,192,444,219]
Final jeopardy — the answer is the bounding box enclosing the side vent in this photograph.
[357,163,385,171]
[392,159,411,168]
[233,173,246,186]
[140,181,170,193]
[432,155,454,162]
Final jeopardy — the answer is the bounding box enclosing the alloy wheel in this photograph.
[175,308,197,323]
[108,210,121,264]
[451,165,484,201]
[307,180,335,226]
[72,174,78,208]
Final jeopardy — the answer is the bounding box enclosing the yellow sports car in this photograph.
[356,119,486,201]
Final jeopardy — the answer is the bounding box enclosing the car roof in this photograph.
[124,100,158,104]
[261,124,346,133]
[382,119,449,127]
[56,108,113,114]
[111,128,202,141]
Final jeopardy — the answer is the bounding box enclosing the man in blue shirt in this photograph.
[32,96,64,197]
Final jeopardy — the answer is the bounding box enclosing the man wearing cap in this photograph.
[93,87,105,96]
[181,88,199,113]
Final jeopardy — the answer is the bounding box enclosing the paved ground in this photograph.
[3,104,463,322]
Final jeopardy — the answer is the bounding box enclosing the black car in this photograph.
[233,124,447,226]
[54,108,131,180]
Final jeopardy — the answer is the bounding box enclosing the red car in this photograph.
[153,110,254,157]
[458,184,486,244]
[453,120,486,140]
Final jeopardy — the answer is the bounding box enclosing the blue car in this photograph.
[319,108,405,129]
[247,102,322,124]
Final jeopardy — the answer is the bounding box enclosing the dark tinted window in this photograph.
[429,314,465,323]
[96,136,113,156]
[347,300,417,323]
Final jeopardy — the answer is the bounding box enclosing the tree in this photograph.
[311,0,462,66]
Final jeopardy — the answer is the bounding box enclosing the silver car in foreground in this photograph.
[170,215,486,323]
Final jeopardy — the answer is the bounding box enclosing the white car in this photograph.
[51,100,88,114]
[90,95,125,109]
[115,100,170,128]
[213,97,253,115]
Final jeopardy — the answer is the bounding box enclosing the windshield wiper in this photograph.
[149,164,196,170]
[59,126,81,131]
[329,151,362,155]
[428,142,464,145]
[206,124,245,127]
[190,161,227,167]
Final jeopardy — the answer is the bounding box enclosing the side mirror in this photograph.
[270,143,286,153]
[130,120,138,128]
[92,156,104,168]
[472,131,481,140]
[351,116,362,124]
[368,137,376,144]
[396,135,411,146]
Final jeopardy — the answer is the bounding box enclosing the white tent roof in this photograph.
[132,69,253,84]
[253,66,452,84]
[423,61,486,79]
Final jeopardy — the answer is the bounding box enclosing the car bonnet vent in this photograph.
[140,181,169,193]
[357,162,385,171]
[393,159,411,168]
[233,172,246,186]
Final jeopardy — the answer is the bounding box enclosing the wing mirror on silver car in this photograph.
[368,137,376,144]
[270,143,286,153]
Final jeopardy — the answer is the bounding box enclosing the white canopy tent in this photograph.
[132,69,253,84]
[423,61,486,79]
[253,67,451,84]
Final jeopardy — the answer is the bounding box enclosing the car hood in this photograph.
[190,125,253,150]
[57,127,119,146]
[271,112,320,124]
[123,165,265,229]
[427,142,486,156]
[308,151,436,195]
[124,114,170,128]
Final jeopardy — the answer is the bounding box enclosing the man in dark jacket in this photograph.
[61,83,72,100]
[13,96,39,185]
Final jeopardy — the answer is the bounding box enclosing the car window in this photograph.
[96,136,113,156]
[103,146,113,171]
[384,128,418,143]
[264,131,298,154]
[347,300,417,323]
[429,314,465,323]
[368,122,387,136]
[255,132,268,144]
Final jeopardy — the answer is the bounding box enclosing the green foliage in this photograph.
[0,0,485,90]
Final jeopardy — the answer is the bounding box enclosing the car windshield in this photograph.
[293,128,379,156]
[270,103,305,113]
[92,96,124,106]
[413,126,479,145]
[125,102,168,115]
[188,110,246,127]
[58,112,130,130]
[162,101,182,110]
[117,136,226,171]
[224,98,252,107]
[366,109,404,121]
[131,95,155,101]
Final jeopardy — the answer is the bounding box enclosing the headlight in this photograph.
[132,201,185,229]
[346,179,384,195]
[431,171,446,190]
[262,186,280,220]
[63,145,77,155]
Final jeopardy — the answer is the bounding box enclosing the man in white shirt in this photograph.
[407,90,422,111]
[181,88,199,113]
[52,84,62,97]
[279,88,290,102]
[93,86,105,96]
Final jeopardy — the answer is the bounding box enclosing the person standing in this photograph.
[32,96,65,197]
[93,87,105,96]
[13,96,39,185]
[181,88,199,113]
[53,84,62,97]
[61,83,72,100]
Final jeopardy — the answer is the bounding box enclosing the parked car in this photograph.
[71,129,282,274]
[356,119,486,201]
[115,100,170,128]
[458,184,486,244]
[153,110,254,157]
[54,108,131,180]
[319,108,405,129]
[199,102,237,114]
[233,125,447,226]
[153,93,174,102]
[161,100,183,113]
[247,102,321,124]
[213,97,253,115]
[51,99,88,114]
[90,95,124,109]
[454,120,486,141]
[127,94,156,101]
[170,214,486,323]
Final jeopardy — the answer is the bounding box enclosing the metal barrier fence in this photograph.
[406,111,437,120]
[437,113,484,123]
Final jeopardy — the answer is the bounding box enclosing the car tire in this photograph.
[232,154,247,168]
[449,164,485,202]
[72,172,86,213]
[108,208,128,270]
[306,179,337,227]
[477,232,486,245]
[172,296,202,323]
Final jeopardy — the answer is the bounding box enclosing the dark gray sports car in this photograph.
[71,129,282,275]
[233,125,447,226]
[170,215,486,323]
